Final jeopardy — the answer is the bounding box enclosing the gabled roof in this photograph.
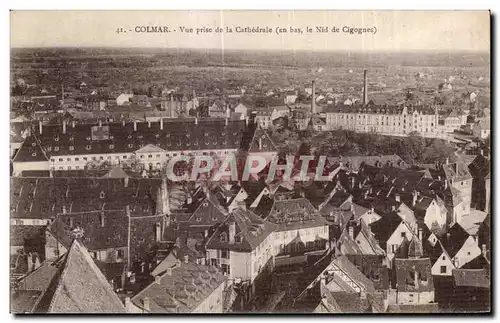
[131,262,226,313]
[187,194,228,226]
[34,239,126,313]
[441,223,471,258]
[16,260,60,292]
[394,258,434,293]
[248,127,278,153]
[266,197,330,231]
[14,120,247,162]
[206,208,278,252]
[440,162,473,182]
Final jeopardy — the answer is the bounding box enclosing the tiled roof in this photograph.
[266,197,330,231]
[186,194,228,227]
[16,260,60,292]
[394,258,434,293]
[131,262,226,313]
[34,239,126,313]
[48,210,128,251]
[10,177,164,220]
[206,208,277,252]
[452,269,490,289]
[14,119,247,163]
[10,290,42,313]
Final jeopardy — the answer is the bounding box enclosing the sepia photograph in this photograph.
[8,10,491,314]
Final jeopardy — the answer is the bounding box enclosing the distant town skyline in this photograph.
[10,10,490,52]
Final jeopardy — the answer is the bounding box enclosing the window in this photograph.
[67,158,71,161]
[75,158,79,161]
[117,249,124,259]
[68,166,71,170]
[140,155,144,159]
[440,266,447,274]
[221,249,229,259]
[50,158,55,162]
[86,145,91,150]
[123,156,127,159]
[148,155,152,158]
[100,156,104,160]
[83,157,88,161]
[401,232,406,238]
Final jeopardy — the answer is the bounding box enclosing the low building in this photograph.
[392,258,435,305]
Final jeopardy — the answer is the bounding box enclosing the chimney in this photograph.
[226,106,231,119]
[39,121,43,135]
[148,121,151,128]
[395,194,401,202]
[184,255,189,264]
[446,157,449,165]
[454,258,460,268]
[414,271,419,288]
[245,116,249,126]
[62,121,66,134]
[69,217,74,228]
[311,80,316,114]
[348,225,354,239]
[195,117,198,125]
[351,177,355,189]
[62,205,67,214]
[125,205,130,217]
[155,222,161,242]
[482,244,487,256]
[72,120,76,128]
[134,120,137,131]
[412,191,418,207]
[363,70,368,105]
[49,169,54,178]
[187,194,193,204]
[143,297,150,311]
[122,120,126,127]
[124,176,129,188]
[155,275,161,284]
[418,228,422,241]
[98,119,102,127]
[100,212,105,227]
[124,297,131,310]
[229,221,236,244]
[480,149,484,156]
[259,137,262,150]
[225,118,229,126]
[160,118,164,130]
[444,180,448,190]
[166,267,173,276]
[237,201,247,210]
[204,230,208,238]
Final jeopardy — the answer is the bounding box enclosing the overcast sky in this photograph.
[10,10,490,52]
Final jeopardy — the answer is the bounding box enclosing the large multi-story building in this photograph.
[12,118,249,175]
[324,103,439,136]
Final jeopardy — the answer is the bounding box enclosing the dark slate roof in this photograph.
[48,210,128,251]
[324,102,435,115]
[10,290,42,313]
[10,177,163,220]
[131,262,227,313]
[130,215,167,263]
[34,240,126,313]
[266,197,330,231]
[468,155,490,178]
[206,208,278,252]
[369,211,403,246]
[345,255,390,291]
[10,225,46,247]
[186,194,228,227]
[452,269,490,289]
[332,155,408,172]
[248,127,278,153]
[440,223,470,258]
[394,258,434,293]
[14,119,247,163]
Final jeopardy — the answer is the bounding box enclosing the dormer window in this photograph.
[69,136,74,141]
[155,133,160,138]
[212,216,218,221]
[46,146,52,152]
[109,135,114,140]
[221,132,226,136]
[166,134,170,138]
[69,146,74,151]
[128,144,133,148]
[100,191,105,199]
[86,136,91,141]
[109,144,115,149]
[203,202,209,207]
[54,146,59,152]
[204,133,209,137]
[127,135,132,139]
[196,217,202,222]
[235,235,243,243]
[54,136,59,142]
[31,142,36,147]
[86,145,91,150]
[31,152,37,156]
[186,133,191,138]
[220,232,227,242]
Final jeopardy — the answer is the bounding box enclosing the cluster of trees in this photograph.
[270,124,457,165]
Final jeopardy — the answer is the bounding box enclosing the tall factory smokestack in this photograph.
[363,70,368,105]
[311,80,316,114]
